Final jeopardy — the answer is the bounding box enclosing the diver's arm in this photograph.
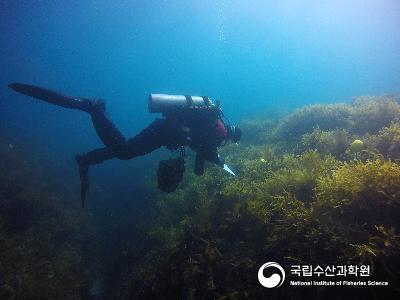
[199,151,236,176]
[202,151,225,167]
[194,151,224,176]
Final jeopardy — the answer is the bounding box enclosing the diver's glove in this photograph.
[195,153,236,176]
[214,154,236,176]
[75,155,90,208]
[216,155,236,176]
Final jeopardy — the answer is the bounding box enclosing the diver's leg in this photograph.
[89,106,127,152]
[76,147,115,165]
[74,147,116,208]
[73,107,129,208]
[9,83,132,206]
[75,119,168,206]
[115,118,180,160]
[75,119,181,206]
[77,118,174,165]
[8,83,127,151]
[8,83,97,112]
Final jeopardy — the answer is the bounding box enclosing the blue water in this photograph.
[2,1,400,126]
[1,1,400,297]
[1,0,399,206]
[0,0,399,214]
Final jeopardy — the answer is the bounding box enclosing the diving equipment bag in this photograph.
[157,157,185,192]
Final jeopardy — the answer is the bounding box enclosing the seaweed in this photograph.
[365,122,400,162]
[271,95,400,151]
[0,134,98,299]
[350,96,400,135]
[274,103,352,143]
[239,118,276,146]
[314,159,400,288]
[301,128,351,159]
[3,93,400,299]
[314,159,400,230]
[122,94,400,299]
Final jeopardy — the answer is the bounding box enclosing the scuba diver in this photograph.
[8,83,242,207]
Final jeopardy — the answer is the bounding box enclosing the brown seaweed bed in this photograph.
[1,94,400,299]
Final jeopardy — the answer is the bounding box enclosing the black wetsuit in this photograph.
[8,83,228,206]
[80,105,225,175]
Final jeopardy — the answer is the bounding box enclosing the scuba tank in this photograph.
[148,94,219,114]
[149,94,237,179]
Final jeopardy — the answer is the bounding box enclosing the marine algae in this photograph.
[124,94,400,299]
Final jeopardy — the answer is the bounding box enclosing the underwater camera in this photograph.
[157,157,185,192]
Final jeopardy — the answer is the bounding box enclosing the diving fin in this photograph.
[75,155,90,208]
[223,164,236,176]
[8,82,91,111]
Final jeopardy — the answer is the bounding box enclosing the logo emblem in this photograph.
[258,262,285,288]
